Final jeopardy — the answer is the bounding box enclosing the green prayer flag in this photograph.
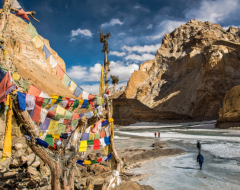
[86,101,89,109]
[42,98,50,108]
[26,22,38,39]
[64,110,73,120]
[91,160,98,164]
[72,100,79,111]
[71,119,79,128]
[96,97,101,105]
[88,140,94,145]
[17,78,30,91]
[0,64,8,72]
[95,133,100,140]
[56,124,66,134]
[44,134,53,147]
[62,74,71,88]
[53,113,65,121]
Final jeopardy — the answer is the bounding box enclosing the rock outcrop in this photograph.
[217,85,240,128]
[123,20,240,119]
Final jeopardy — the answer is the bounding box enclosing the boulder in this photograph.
[26,153,36,166]
[27,166,39,176]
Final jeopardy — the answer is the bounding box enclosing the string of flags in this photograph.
[76,153,113,166]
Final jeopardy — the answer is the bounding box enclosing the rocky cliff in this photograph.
[123,19,240,119]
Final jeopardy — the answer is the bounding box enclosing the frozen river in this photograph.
[114,121,240,190]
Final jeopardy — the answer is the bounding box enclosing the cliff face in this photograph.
[0,11,75,98]
[124,19,240,119]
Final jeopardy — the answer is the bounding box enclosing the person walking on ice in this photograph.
[197,141,201,153]
[197,152,204,170]
[154,132,157,138]
[158,132,160,138]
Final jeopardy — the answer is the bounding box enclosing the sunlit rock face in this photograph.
[124,19,240,119]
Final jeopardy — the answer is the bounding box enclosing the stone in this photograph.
[27,166,39,176]
[21,155,28,164]
[10,158,21,168]
[103,167,110,172]
[14,143,23,151]
[31,156,41,167]
[26,153,36,166]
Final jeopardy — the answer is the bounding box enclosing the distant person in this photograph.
[158,132,160,138]
[154,132,157,138]
[197,141,201,152]
[197,153,204,170]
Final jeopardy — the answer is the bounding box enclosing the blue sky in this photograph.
[13,0,240,93]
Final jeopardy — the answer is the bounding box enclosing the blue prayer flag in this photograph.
[0,67,7,82]
[73,86,83,97]
[43,45,51,59]
[17,92,26,111]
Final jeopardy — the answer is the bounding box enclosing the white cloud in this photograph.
[67,61,138,84]
[124,53,155,61]
[134,5,141,9]
[71,28,93,38]
[185,0,239,23]
[101,18,123,27]
[147,24,153,29]
[222,25,240,30]
[81,84,100,94]
[122,43,161,53]
[109,51,126,57]
[118,32,126,35]
[134,5,150,12]
[147,20,184,40]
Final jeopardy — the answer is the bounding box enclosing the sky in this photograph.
[11,0,240,93]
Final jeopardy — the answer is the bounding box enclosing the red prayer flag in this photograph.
[65,100,74,110]
[0,72,15,103]
[89,100,93,108]
[15,9,30,21]
[65,125,73,132]
[35,96,44,107]
[88,94,95,100]
[72,113,79,120]
[56,65,65,79]
[97,158,102,162]
[63,119,71,125]
[28,84,41,96]
[93,139,100,150]
[100,130,105,138]
[47,110,55,118]
[32,104,41,123]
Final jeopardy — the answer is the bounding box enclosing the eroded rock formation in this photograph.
[123,19,240,119]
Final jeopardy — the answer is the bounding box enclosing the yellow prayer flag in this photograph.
[99,62,105,96]
[52,134,60,139]
[83,160,91,165]
[79,141,87,152]
[89,134,95,140]
[108,118,114,123]
[31,35,44,49]
[4,49,7,61]
[12,72,21,81]
[47,94,58,108]
[56,104,65,115]
[79,100,84,104]
[1,95,13,162]
[101,97,104,106]
[47,120,59,135]
[69,81,77,92]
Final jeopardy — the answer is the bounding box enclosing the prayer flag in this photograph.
[89,134,95,140]
[44,134,53,147]
[49,55,58,68]
[91,160,98,164]
[93,139,100,150]
[56,104,65,115]
[73,86,83,97]
[86,112,91,118]
[43,45,51,59]
[99,138,106,147]
[56,65,65,79]
[72,100,79,111]
[65,100,74,110]
[26,22,38,39]
[100,130,105,138]
[28,84,41,96]
[60,100,68,108]
[11,0,22,9]
[63,119,71,125]
[53,113,64,121]
[65,125,73,133]
[72,113,79,120]
[64,110,73,120]
[79,141,87,152]
[36,138,48,148]
[82,91,89,100]
[18,78,30,91]
[88,140,94,145]
[107,153,113,160]
[88,94,95,100]
[12,72,20,81]
[71,119,79,128]
[41,98,50,108]
[105,126,111,137]
[104,136,111,146]
[40,117,51,130]
[96,97,101,105]
[62,74,71,88]
[31,35,44,49]
[47,110,55,118]
[81,133,89,140]
[35,96,44,107]
[32,104,41,123]
[83,160,91,165]
[97,158,103,162]
[40,108,48,124]
[95,133,100,140]
[0,66,7,82]
[17,92,26,111]
[76,160,84,166]
[15,9,30,21]
[56,124,66,134]
[39,91,50,98]
[108,118,114,123]
[69,81,77,92]
[0,72,15,103]
[25,94,35,110]
[48,120,59,135]
[81,100,88,108]
[99,62,105,96]
[48,94,58,107]
[102,120,109,127]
